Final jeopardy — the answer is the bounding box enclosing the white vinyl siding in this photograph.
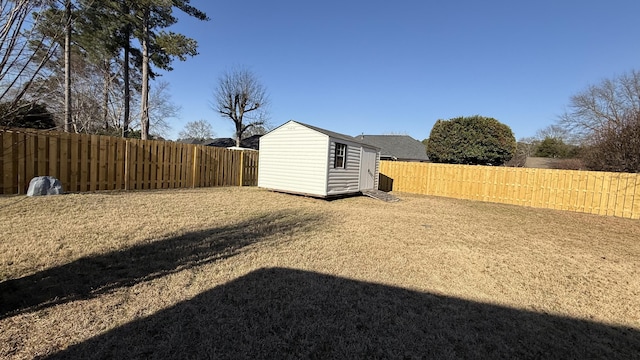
[259,120,380,197]
[372,146,381,189]
[326,139,362,195]
[258,122,329,196]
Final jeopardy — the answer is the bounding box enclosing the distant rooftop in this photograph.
[355,135,429,162]
[206,135,261,150]
[175,135,262,150]
[176,138,213,145]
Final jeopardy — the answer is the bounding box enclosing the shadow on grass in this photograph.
[48,267,639,359]
[0,211,321,319]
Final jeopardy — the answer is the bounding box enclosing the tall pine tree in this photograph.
[135,0,208,139]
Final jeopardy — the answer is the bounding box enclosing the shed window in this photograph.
[334,143,347,168]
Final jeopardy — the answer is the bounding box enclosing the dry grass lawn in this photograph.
[0,187,639,359]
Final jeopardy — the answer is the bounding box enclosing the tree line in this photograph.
[0,0,208,140]
[425,70,640,173]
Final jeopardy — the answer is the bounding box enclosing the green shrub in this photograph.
[426,115,516,166]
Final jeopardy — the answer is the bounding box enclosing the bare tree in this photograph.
[242,123,271,137]
[504,136,539,167]
[30,44,109,133]
[534,124,576,144]
[241,109,272,137]
[63,0,72,132]
[128,80,179,138]
[560,70,640,142]
[0,0,60,124]
[213,67,269,147]
[146,80,178,138]
[581,112,640,172]
[178,119,215,141]
[559,70,640,172]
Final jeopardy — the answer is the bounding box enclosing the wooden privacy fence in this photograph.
[0,129,259,195]
[379,161,640,219]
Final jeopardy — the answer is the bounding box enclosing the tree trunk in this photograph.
[102,59,109,130]
[140,6,150,140]
[235,122,242,147]
[63,0,72,132]
[121,2,130,138]
[122,39,130,137]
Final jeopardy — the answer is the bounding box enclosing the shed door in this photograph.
[359,147,377,190]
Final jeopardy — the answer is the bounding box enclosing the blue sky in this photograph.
[160,0,640,141]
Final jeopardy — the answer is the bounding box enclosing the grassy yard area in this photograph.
[1,187,639,359]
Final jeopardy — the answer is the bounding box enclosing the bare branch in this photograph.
[212,66,269,147]
[0,0,61,119]
[559,70,640,172]
[178,119,215,141]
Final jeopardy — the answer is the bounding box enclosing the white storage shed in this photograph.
[258,120,380,197]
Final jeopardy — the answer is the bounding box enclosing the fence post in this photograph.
[192,146,198,188]
[239,151,244,187]
[124,139,130,191]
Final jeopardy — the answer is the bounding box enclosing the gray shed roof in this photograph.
[354,135,429,161]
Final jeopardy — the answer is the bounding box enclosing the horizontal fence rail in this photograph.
[379,161,640,219]
[0,129,258,195]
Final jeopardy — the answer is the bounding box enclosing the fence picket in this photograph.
[2,132,15,194]
[3,129,637,219]
[0,129,259,195]
[150,141,157,189]
[614,174,626,218]
[632,176,640,220]
[37,134,47,178]
[378,161,640,219]
[48,134,58,178]
[16,132,26,194]
[621,173,635,219]
[58,133,69,192]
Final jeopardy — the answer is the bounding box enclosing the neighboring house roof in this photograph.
[269,120,378,148]
[206,135,261,150]
[239,135,261,150]
[354,135,429,162]
[176,138,213,145]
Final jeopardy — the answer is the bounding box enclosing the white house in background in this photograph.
[258,120,380,198]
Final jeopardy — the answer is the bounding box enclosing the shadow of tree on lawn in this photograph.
[48,267,640,359]
[0,211,321,319]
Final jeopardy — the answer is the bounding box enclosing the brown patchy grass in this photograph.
[0,187,639,359]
